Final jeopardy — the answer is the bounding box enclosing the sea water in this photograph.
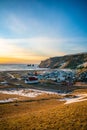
[0,64,48,71]
[0,64,38,71]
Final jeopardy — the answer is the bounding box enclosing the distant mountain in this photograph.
[39,53,87,69]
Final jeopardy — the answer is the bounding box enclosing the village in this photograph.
[0,68,87,106]
[0,69,87,92]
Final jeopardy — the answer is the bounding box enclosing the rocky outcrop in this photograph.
[39,53,87,69]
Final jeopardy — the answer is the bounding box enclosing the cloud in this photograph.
[4,12,45,36]
[5,13,27,33]
[14,37,87,56]
[0,38,50,63]
[0,37,66,57]
[2,12,55,37]
[0,38,39,58]
[0,37,87,63]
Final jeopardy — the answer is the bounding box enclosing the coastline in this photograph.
[0,70,87,92]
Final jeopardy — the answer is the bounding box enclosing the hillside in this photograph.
[39,53,87,69]
[0,89,87,130]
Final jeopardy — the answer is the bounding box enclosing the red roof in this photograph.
[28,77,38,81]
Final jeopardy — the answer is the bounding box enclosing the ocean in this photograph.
[0,64,39,71]
[0,64,49,71]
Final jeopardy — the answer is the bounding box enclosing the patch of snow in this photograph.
[77,62,87,68]
[7,73,15,79]
[60,94,87,104]
[0,81,8,84]
[60,62,67,68]
[0,98,17,103]
[0,89,58,98]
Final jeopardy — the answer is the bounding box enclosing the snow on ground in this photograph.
[0,98,17,103]
[0,89,58,98]
[7,73,15,79]
[0,89,87,104]
[60,94,87,104]
[77,62,87,68]
[59,62,68,69]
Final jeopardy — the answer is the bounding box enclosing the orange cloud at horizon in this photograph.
[0,56,48,64]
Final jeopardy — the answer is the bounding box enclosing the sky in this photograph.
[0,0,87,64]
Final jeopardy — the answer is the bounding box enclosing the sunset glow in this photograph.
[0,0,87,64]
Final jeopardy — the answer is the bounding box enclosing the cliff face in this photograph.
[39,53,87,69]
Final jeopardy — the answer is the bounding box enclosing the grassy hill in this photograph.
[39,52,87,69]
[0,90,87,130]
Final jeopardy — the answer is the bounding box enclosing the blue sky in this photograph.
[0,0,87,63]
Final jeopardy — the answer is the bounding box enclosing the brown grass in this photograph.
[0,70,87,130]
[0,92,87,130]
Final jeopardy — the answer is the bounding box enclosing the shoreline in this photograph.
[0,68,49,72]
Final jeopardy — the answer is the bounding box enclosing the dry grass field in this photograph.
[0,89,87,130]
[0,71,87,130]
